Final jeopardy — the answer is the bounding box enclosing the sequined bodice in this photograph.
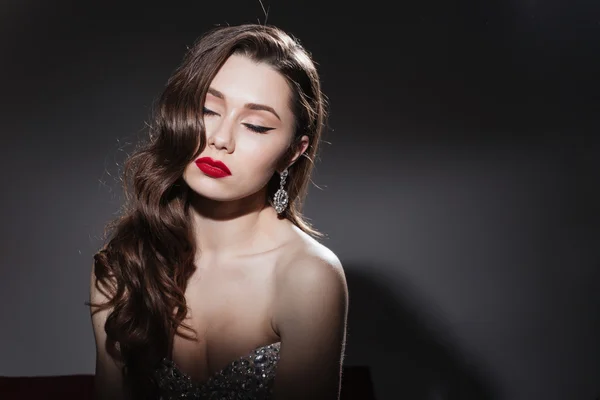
[154,342,281,400]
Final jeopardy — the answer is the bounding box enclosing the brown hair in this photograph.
[86,24,328,399]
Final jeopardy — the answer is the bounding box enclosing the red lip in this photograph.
[195,157,231,178]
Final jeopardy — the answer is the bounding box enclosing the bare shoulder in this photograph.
[272,228,348,337]
[89,261,128,399]
[275,227,346,288]
[270,229,348,399]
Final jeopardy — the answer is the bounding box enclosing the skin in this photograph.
[91,54,348,400]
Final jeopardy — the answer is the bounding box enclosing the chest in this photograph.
[169,257,280,383]
[186,259,276,319]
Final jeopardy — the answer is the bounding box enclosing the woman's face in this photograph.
[183,54,308,202]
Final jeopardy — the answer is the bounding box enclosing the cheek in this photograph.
[182,162,195,183]
[243,149,279,177]
[238,135,289,171]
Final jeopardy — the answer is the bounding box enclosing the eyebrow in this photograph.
[207,87,281,121]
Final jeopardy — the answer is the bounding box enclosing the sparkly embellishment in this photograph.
[154,342,281,399]
[273,170,289,214]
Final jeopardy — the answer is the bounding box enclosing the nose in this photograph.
[206,117,235,153]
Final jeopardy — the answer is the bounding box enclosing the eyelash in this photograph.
[202,107,273,134]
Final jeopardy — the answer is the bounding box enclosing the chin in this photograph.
[183,167,270,204]
[184,180,252,203]
[184,181,232,202]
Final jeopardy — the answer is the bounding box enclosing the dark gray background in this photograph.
[1,1,599,399]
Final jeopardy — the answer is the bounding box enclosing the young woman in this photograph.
[88,24,348,400]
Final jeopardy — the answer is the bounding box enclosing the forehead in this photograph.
[209,54,293,113]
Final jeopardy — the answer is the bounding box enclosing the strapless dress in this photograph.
[154,341,281,400]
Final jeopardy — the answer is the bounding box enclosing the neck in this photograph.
[188,188,280,260]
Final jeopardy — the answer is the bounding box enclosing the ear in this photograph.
[287,135,310,169]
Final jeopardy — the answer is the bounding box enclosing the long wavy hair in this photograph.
[86,24,327,399]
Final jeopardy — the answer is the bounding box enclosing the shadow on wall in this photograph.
[343,265,501,400]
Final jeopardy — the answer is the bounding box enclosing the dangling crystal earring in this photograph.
[273,169,289,214]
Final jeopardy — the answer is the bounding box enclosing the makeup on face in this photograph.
[194,157,232,178]
[203,88,279,134]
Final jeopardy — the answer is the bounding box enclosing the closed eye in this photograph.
[202,107,219,116]
[203,107,274,134]
[243,123,275,134]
